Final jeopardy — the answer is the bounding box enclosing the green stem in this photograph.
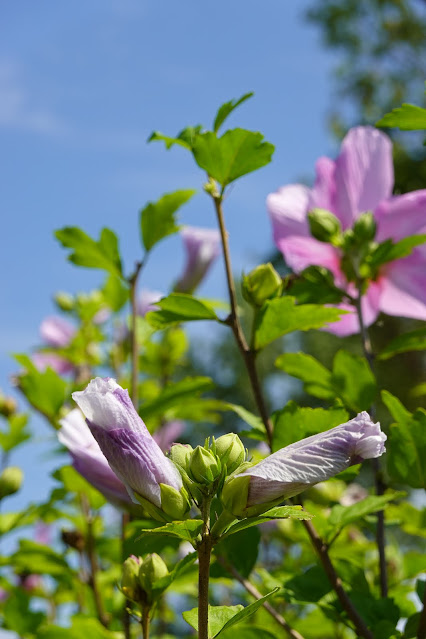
[141,604,150,639]
[198,498,213,639]
[354,288,388,598]
[121,512,131,639]
[212,194,274,449]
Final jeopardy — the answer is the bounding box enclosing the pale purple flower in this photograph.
[175,226,221,293]
[59,409,133,508]
[237,412,386,506]
[72,378,182,508]
[153,420,185,452]
[19,574,42,592]
[267,126,426,335]
[0,587,8,602]
[136,289,163,317]
[32,352,75,375]
[339,483,368,507]
[40,316,76,347]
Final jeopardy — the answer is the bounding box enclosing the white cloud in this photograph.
[0,59,67,136]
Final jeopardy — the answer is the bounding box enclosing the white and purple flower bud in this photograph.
[58,409,133,509]
[72,378,187,519]
[174,226,221,294]
[136,289,163,317]
[222,412,386,517]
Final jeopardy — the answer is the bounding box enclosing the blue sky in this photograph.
[0,1,339,514]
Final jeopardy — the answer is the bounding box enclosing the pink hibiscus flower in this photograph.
[267,126,426,336]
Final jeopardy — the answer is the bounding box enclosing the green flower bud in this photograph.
[139,553,169,602]
[221,475,250,517]
[122,555,143,602]
[308,208,341,244]
[242,263,283,307]
[169,443,193,472]
[54,292,74,312]
[353,212,376,243]
[189,446,221,484]
[0,467,23,500]
[0,393,17,418]
[215,433,245,474]
[160,484,191,520]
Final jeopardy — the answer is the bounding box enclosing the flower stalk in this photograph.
[198,497,213,639]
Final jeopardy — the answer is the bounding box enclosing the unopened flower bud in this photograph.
[160,484,191,520]
[169,443,193,472]
[139,553,169,601]
[122,555,143,602]
[215,434,245,473]
[308,208,341,243]
[54,292,74,312]
[0,467,23,500]
[189,446,221,484]
[242,263,283,307]
[353,211,377,243]
[221,475,250,517]
[0,393,17,418]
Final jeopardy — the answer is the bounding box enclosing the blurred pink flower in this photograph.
[175,226,221,294]
[267,126,426,335]
[136,289,163,317]
[153,420,185,452]
[33,316,76,374]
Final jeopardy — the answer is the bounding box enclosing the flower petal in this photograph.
[275,236,342,277]
[308,156,337,213]
[40,316,75,347]
[334,127,393,229]
[375,190,426,242]
[379,247,426,321]
[239,412,385,506]
[267,184,311,241]
[175,226,221,294]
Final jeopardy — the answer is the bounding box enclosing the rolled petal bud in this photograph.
[72,378,183,511]
[225,412,386,516]
[58,409,133,508]
[32,352,75,375]
[122,555,143,602]
[136,289,163,317]
[189,446,221,484]
[0,466,23,500]
[139,553,169,602]
[174,226,221,294]
[242,263,283,307]
[215,433,245,473]
[40,316,76,347]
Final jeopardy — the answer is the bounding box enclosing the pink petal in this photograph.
[375,190,426,242]
[334,127,394,229]
[277,236,341,277]
[379,247,426,321]
[324,281,382,337]
[308,156,337,213]
[267,184,311,242]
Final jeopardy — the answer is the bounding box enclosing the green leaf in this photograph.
[379,328,426,360]
[381,390,412,423]
[222,506,312,539]
[3,591,45,635]
[369,234,426,269]
[324,493,404,542]
[376,103,426,131]
[215,527,260,578]
[151,552,197,598]
[221,403,266,439]
[14,355,67,424]
[139,520,203,546]
[289,266,345,304]
[0,414,31,452]
[140,189,196,252]
[331,349,377,412]
[216,588,280,636]
[183,605,244,636]
[102,275,129,312]
[141,376,215,420]
[387,409,426,489]
[53,466,106,510]
[275,352,334,400]
[254,297,345,349]
[37,618,120,639]
[148,125,203,150]
[0,509,36,536]
[11,539,73,580]
[192,128,274,187]
[272,402,349,452]
[219,630,277,639]
[146,293,218,328]
[283,566,331,603]
[213,92,254,133]
[55,226,122,277]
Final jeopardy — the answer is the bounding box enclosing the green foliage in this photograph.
[146,293,218,328]
[3,591,45,635]
[381,390,412,423]
[289,266,345,304]
[369,235,426,269]
[183,588,279,636]
[10,539,74,581]
[138,520,203,546]
[0,413,30,452]
[272,403,349,452]
[53,466,106,510]
[254,297,344,349]
[379,328,426,360]
[149,552,197,599]
[215,527,261,578]
[141,376,215,420]
[55,227,122,277]
[221,506,312,539]
[213,92,254,133]
[192,129,274,188]
[36,618,120,639]
[140,189,196,252]
[275,352,334,400]
[376,103,426,131]
[148,125,202,150]
[387,408,426,489]
[101,275,129,312]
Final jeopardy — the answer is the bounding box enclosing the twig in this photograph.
[354,288,388,598]
[81,495,109,627]
[198,497,213,639]
[212,194,274,449]
[217,556,305,639]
